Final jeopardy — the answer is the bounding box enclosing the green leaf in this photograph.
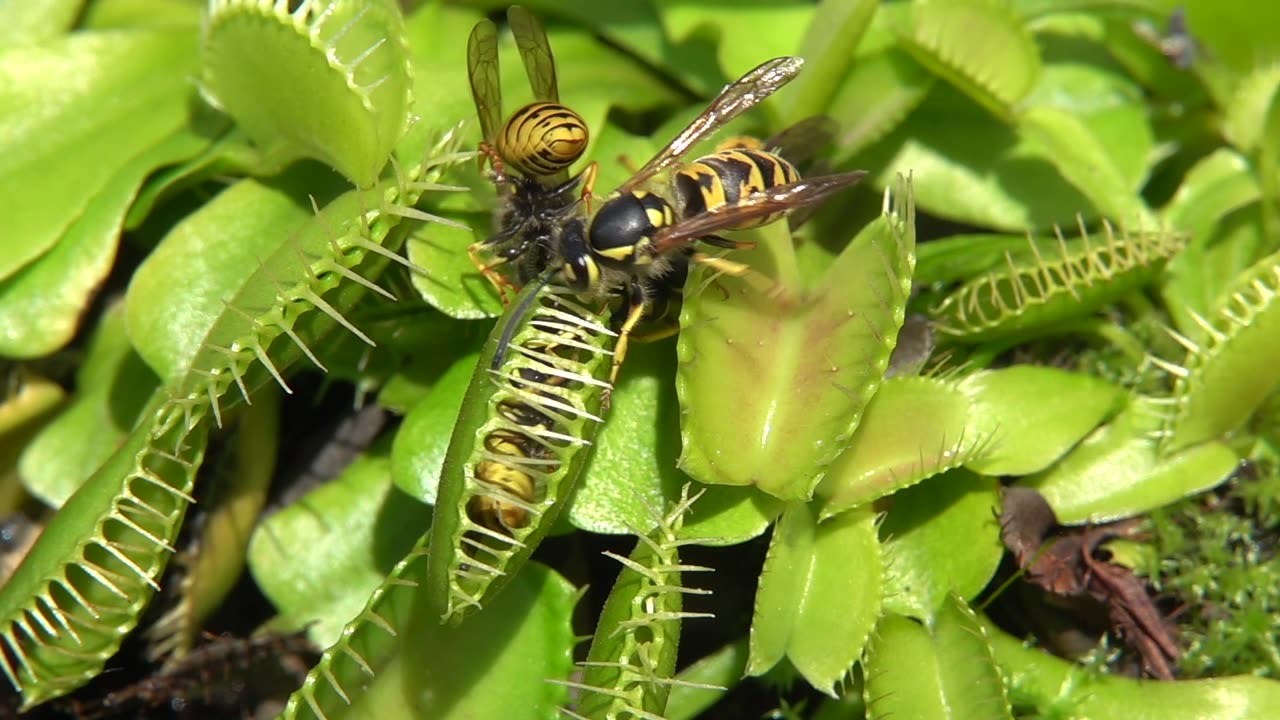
[863,599,1012,720]
[1016,105,1156,227]
[406,214,505,320]
[913,233,1033,287]
[390,351,481,504]
[880,470,1002,620]
[1222,64,1280,153]
[678,484,783,546]
[1160,149,1262,333]
[1025,38,1155,193]
[248,445,430,647]
[862,85,1092,231]
[678,176,914,500]
[818,376,982,518]
[0,0,81,47]
[81,0,205,30]
[401,563,577,720]
[960,366,1126,476]
[782,0,878,125]
[0,29,197,282]
[665,639,747,720]
[202,0,413,188]
[988,615,1280,719]
[0,377,64,515]
[124,166,348,389]
[897,0,1040,122]
[827,47,934,164]
[19,302,157,507]
[1022,404,1238,524]
[571,341,686,534]
[0,128,209,357]
[747,503,881,695]
[663,0,813,85]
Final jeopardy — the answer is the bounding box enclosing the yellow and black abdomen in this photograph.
[673,149,799,228]
[498,101,589,178]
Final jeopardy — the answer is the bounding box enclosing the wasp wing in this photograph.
[616,56,805,196]
[650,170,868,255]
[468,19,503,145]
[509,5,560,104]
[762,115,838,168]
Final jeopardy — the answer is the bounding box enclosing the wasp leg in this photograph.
[700,234,756,251]
[468,242,519,306]
[602,284,649,410]
[690,252,792,302]
[579,161,599,215]
[479,141,507,182]
[631,322,680,344]
[616,153,640,175]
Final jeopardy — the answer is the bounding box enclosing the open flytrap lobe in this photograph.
[928,220,1186,345]
[202,0,415,189]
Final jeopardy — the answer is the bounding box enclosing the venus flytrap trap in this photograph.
[0,394,210,709]
[747,502,881,696]
[201,0,414,188]
[1154,245,1280,453]
[677,176,916,501]
[561,486,715,720]
[927,221,1187,346]
[863,595,1012,720]
[146,389,279,662]
[0,128,468,710]
[427,282,617,626]
[895,0,1039,124]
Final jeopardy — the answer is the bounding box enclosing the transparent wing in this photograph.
[468,19,503,144]
[651,171,868,255]
[508,5,559,104]
[762,115,838,168]
[617,56,805,196]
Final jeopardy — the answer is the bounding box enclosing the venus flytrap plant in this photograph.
[0,129,468,709]
[10,1,1280,715]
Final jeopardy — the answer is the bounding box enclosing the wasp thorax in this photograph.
[499,102,589,178]
[588,192,675,268]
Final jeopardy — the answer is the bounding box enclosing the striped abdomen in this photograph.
[673,149,800,229]
[498,102,588,178]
